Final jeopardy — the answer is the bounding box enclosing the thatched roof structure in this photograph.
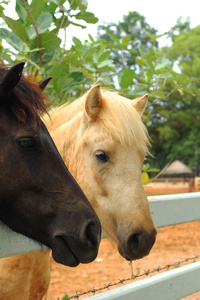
[163,160,192,175]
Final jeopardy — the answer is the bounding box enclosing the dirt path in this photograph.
[46,221,200,300]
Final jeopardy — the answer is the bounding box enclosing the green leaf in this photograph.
[108,33,121,46]
[88,34,94,42]
[120,36,131,47]
[97,59,113,69]
[72,37,82,46]
[31,32,61,52]
[51,63,70,79]
[150,32,168,42]
[45,1,58,14]
[142,163,150,172]
[76,0,88,13]
[51,63,70,92]
[58,71,84,93]
[98,49,111,62]
[156,73,172,79]
[75,12,98,24]
[37,12,53,33]
[40,32,61,51]
[29,0,45,22]
[128,87,148,97]
[0,28,23,50]
[0,6,4,17]
[155,58,170,70]
[135,57,145,66]
[28,13,53,39]
[49,0,60,4]
[120,69,135,89]
[83,47,96,60]
[61,294,70,300]
[30,51,55,65]
[148,168,160,172]
[3,15,29,43]
[16,0,28,24]
[83,63,96,73]
[69,71,84,82]
[69,0,78,10]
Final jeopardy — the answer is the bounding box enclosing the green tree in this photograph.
[0,0,116,103]
[148,22,200,169]
[1,3,196,170]
[0,0,98,73]
[97,11,158,71]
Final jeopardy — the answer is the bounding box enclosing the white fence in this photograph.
[84,192,200,300]
[0,221,48,258]
[0,192,200,299]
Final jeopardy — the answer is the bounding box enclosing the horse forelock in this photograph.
[98,91,150,153]
[0,66,49,125]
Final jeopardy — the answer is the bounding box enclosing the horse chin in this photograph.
[51,236,80,267]
[117,244,151,261]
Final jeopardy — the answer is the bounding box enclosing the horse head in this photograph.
[48,85,156,261]
[0,63,101,266]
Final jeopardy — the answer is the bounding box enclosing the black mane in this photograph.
[0,65,49,124]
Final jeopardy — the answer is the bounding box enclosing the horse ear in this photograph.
[85,85,102,119]
[0,62,25,93]
[38,77,52,90]
[132,94,148,116]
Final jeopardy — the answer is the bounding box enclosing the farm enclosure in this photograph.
[47,222,200,299]
[1,191,199,299]
[46,192,200,300]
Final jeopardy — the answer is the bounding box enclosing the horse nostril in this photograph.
[85,221,101,247]
[127,232,143,255]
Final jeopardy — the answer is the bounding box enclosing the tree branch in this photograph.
[22,0,42,78]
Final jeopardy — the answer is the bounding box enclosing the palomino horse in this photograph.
[46,85,157,260]
[0,84,156,299]
[0,64,101,299]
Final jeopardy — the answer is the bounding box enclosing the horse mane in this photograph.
[0,66,49,124]
[45,89,150,154]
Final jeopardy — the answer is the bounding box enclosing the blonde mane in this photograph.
[44,89,150,154]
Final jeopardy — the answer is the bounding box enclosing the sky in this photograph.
[2,0,200,48]
[65,0,200,47]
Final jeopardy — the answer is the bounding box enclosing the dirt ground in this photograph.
[46,222,200,300]
[45,187,200,300]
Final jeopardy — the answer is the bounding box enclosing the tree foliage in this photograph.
[0,2,199,171]
[0,0,104,102]
[145,22,200,169]
[97,11,159,70]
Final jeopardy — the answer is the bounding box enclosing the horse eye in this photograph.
[95,150,109,163]
[16,137,37,150]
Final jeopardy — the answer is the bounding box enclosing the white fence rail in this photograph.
[84,192,200,300]
[0,221,48,258]
[148,192,200,228]
[85,261,200,300]
[0,192,200,299]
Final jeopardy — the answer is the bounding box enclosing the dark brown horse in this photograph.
[0,62,101,267]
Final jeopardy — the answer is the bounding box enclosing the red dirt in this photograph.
[46,189,200,300]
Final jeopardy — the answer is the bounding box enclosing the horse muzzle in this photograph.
[50,219,101,267]
[117,228,157,261]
